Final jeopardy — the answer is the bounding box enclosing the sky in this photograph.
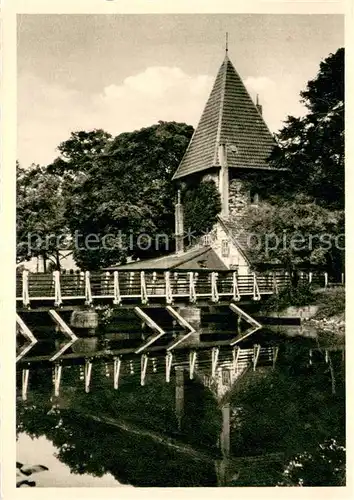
[17,14,344,167]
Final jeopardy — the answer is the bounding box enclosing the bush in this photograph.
[314,287,345,319]
[260,282,315,313]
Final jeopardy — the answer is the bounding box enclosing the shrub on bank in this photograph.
[260,282,316,313]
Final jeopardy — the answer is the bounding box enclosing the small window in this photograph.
[201,234,211,246]
[222,239,229,257]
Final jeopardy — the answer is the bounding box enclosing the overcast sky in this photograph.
[17,14,344,167]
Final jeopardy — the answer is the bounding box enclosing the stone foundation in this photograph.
[70,309,98,335]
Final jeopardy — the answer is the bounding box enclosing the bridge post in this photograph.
[113,271,121,305]
[53,270,62,307]
[324,272,328,288]
[232,271,240,301]
[253,344,261,371]
[22,270,30,307]
[165,271,173,304]
[140,354,148,386]
[233,346,240,372]
[189,272,197,303]
[84,359,92,393]
[211,272,219,302]
[211,347,219,378]
[272,272,279,295]
[140,271,148,304]
[85,271,92,305]
[272,346,279,369]
[252,273,261,300]
[175,366,184,431]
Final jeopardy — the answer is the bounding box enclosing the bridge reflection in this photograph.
[17,362,223,487]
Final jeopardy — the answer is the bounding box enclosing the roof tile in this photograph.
[173,55,275,180]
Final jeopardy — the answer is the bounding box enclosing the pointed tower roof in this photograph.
[173,54,276,180]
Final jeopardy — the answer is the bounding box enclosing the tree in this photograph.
[61,121,193,268]
[60,121,219,269]
[47,129,113,177]
[237,48,344,277]
[18,120,222,271]
[16,163,69,270]
[249,48,344,210]
[240,196,344,277]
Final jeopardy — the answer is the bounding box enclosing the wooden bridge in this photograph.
[16,268,337,308]
[16,269,342,365]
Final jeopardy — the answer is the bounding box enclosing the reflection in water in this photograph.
[17,434,122,487]
[16,304,346,487]
[17,367,220,487]
[15,329,299,487]
[16,461,49,487]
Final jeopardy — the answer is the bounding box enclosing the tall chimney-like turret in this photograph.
[256,94,263,115]
[175,190,184,254]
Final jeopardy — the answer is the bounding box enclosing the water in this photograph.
[17,359,222,487]
[17,434,124,487]
[17,308,340,487]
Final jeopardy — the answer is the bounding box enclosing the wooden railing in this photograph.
[16,269,342,307]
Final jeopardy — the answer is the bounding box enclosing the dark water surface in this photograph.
[17,309,339,487]
[17,360,221,487]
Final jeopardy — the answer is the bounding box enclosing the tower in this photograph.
[172,48,276,220]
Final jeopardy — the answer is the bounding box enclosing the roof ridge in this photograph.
[213,55,228,165]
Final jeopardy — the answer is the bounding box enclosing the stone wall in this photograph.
[228,179,249,217]
[202,172,219,187]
